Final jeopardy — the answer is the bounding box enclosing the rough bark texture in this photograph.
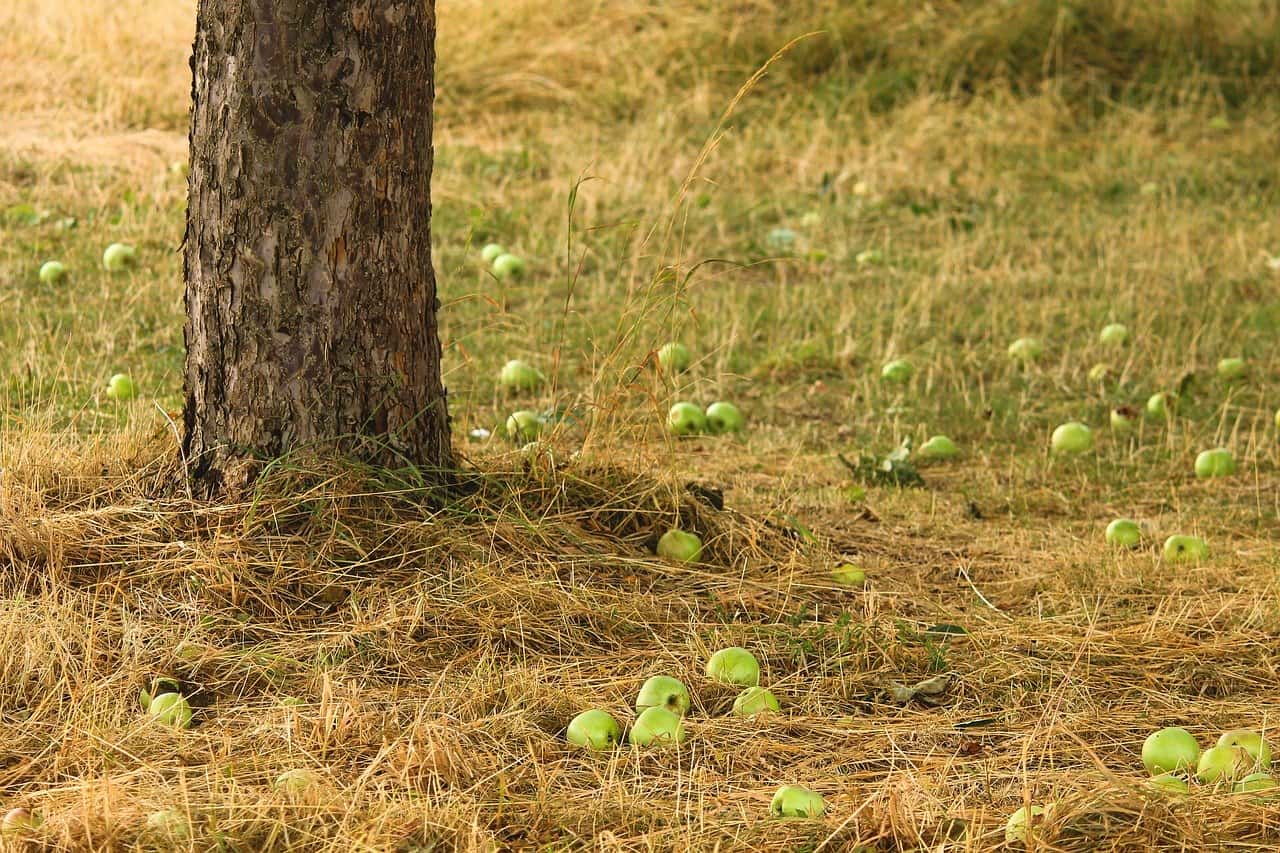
[183,0,451,493]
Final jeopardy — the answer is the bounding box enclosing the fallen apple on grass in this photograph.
[1105,519,1142,548]
[1007,337,1043,363]
[705,647,760,687]
[769,785,825,818]
[832,564,867,587]
[566,709,622,750]
[1004,805,1049,844]
[1147,774,1189,795]
[1194,448,1236,479]
[1142,726,1200,775]
[145,809,190,839]
[1099,323,1129,346]
[491,253,526,279]
[1217,730,1272,770]
[506,410,543,442]
[480,243,507,263]
[1197,744,1252,785]
[635,675,691,716]
[1088,362,1112,383]
[731,686,779,716]
[1216,357,1247,381]
[102,242,137,272]
[0,808,39,836]
[38,261,66,284]
[880,359,913,384]
[1146,392,1177,419]
[1050,422,1093,455]
[917,435,958,461]
[628,706,686,747]
[148,693,193,729]
[498,359,545,392]
[1162,535,1208,563]
[656,528,702,563]
[274,768,318,795]
[1110,406,1138,435]
[106,373,137,401]
[704,401,744,434]
[1233,773,1278,794]
[667,402,707,436]
[657,342,692,373]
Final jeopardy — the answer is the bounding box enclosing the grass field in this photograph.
[3,0,1280,850]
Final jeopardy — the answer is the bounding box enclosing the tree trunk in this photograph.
[183,0,451,494]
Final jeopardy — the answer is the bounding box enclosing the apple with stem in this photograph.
[705,647,760,687]
[705,402,744,435]
[635,675,691,716]
[731,686,780,716]
[1162,535,1208,563]
[1105,519,1142,548]
[628,706,686,747]
[566,709,622,750]
[1050,422,1092,455]
[657,528,701,563]
[1194,448,1236,478]
[770,785,825,818]
[1142,726,1200,775]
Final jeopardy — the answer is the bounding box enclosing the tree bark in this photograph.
[183,0,451,494]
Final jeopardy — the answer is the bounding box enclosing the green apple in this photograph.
[139,677,182,711]
[274,768,318,795]
[657,342,692,373]
[1217,730,1272,770]
[1234,773,1278,794]
[705,647,760,687]
[102,242,137,272]
[917,435,958,461]
[1197,744,1252,784]
[566,709,622,750]
[855,249,883,265]
[1142,727,1200,775]
[769,785,825,818]
[1105,519,1142,548]
[667,402,707,436]
[506,410,543,442]
[628,706,686,747]
[1110,406,1138,435]
[635,675,691,716]
[1099,323,1129,346]
[1050,422,1093,455]
[1007,337,1043,362]
[880,359,913,383]
[1146,391,1177,419]
[832,563,867,586]
[491,253,526,279]
[1004,805,1048,844]
[1217,357,1247,381]
[1088,362,1113,383]
[498,359,545,391]
[705,401,745,434]
[145,809,190,839]
[148,693,193,729]
[1147,774,1189,795]
[38,260,67,284]
[731,686,780,716]
[106,373,137,401]
[480,243,507,263]
[766,228,797,250]
[1194,448,1236,479]
[0,808,39,836]
[657,528,702,563]
[1162,534,1208,563]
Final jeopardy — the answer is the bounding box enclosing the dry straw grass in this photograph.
[4,0,1280,850]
